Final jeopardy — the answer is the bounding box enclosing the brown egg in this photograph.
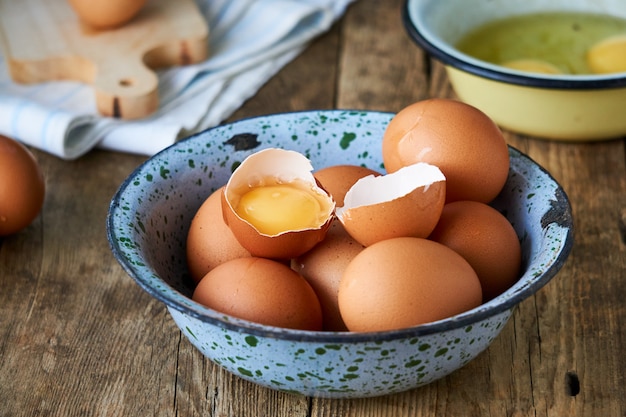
[429,200,522,301]
[0,135,45,236]
[336,162,446,247]
[186,186,251,284]
[68,0,147,29]
[222,148,335,260]
[292,220,365,331]
[193,257,323,331]
[382,98,510,203]
[314,164,382,206]
[338,237,482,332]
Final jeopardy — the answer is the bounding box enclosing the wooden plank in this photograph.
[1,0,625,415]
[519,138,626,417]
[337,0,429,111]
[0,151,183,416]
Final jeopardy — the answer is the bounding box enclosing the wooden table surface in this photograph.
[1,1,625,416]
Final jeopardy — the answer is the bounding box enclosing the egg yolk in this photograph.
[235,183,324,235]
[501,59,562,74]
[587,35,626,74]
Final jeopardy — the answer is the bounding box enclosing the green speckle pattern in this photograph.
[169,307,510,398]
[245,336,258,347]
[108,110,573,399]
[339,132,357,149]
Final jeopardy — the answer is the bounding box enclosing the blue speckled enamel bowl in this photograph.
[107,110,573,398]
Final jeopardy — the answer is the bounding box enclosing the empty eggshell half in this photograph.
[336,162,446,247]
[222,148,335,259]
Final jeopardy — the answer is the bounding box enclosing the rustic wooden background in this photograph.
[1,0,625,416]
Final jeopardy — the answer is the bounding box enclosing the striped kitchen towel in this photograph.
[0,0,354,159]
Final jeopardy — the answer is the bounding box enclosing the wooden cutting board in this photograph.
[0,0,209,119]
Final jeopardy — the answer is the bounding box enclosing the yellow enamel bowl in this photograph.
[403,0,626,141]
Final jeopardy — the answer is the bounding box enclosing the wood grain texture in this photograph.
[0,0,208,119]
[1,0,625,415]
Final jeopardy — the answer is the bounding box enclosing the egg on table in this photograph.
[0,135,45,236]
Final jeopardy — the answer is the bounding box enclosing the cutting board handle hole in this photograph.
[119,78,134,87]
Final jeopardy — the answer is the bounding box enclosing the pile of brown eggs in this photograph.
[186,99,522,332]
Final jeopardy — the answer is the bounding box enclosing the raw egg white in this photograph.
[0,135,45,236]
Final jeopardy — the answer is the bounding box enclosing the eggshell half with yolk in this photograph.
[222,148,335,260]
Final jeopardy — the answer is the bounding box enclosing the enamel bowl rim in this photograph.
[402,0,626,90]
[107,109,574,344]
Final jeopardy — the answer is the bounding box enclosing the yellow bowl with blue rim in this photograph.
[403,0,626,141]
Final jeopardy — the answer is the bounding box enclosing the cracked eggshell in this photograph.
[221,148,335,260]
[335,162,446,247]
